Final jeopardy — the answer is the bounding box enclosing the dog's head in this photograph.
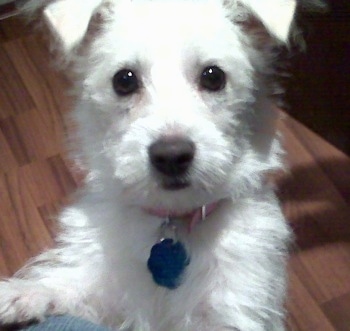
[25,0,296,212]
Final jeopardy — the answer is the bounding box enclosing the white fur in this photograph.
[43,0,104,52]
[1,1,296,330]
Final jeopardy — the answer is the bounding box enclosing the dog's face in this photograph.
[36,0,296,211]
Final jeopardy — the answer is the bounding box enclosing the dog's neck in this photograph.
[144,201,219,232]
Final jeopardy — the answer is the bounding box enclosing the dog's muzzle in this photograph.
[149,137,195,190]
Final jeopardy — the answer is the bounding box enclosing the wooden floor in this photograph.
[1,16,350,331]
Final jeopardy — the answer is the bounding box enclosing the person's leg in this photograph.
[20,316,112,331]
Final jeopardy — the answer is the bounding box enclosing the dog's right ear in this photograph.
[21,0,107,55]
[224,0,297,44]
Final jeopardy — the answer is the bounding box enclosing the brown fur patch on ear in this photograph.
[230,2,281,49]
[230,0,296,44]
[78,1,114,57]
[236,13,277,49]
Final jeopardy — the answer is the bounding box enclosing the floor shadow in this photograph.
[276,157,350,250]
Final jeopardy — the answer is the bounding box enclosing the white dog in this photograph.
[0,0,299,330]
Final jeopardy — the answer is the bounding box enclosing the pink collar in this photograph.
[144,201,219,232]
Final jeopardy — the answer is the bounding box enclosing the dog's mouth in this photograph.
[162,177,191,190]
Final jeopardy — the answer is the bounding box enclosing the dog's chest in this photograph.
[99,212,226,329]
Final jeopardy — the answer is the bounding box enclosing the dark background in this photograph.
[285,0,350,155]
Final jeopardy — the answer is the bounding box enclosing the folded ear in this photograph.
[244,0,296,42]
[22,0,105,54]
[226,0,297,43]
[45,0,105,53]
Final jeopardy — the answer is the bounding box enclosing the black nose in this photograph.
[149,138,195,177]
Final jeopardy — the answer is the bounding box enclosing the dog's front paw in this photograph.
[0,280,64,326]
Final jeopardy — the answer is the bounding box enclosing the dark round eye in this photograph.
[200,66,226,91]
[112,69,139,96]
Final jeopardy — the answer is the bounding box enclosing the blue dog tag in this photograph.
[147,238,190,289]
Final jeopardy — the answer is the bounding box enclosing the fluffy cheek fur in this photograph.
[74,85,275,211]
[111,114,235,206]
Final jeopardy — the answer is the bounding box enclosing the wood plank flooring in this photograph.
[0,16,350,331]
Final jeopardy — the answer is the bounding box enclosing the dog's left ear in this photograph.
[22,0,107,54]
[224,0,297,43]
[45,0,107,53]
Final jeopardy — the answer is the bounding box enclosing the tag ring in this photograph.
[201,205,207,221]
